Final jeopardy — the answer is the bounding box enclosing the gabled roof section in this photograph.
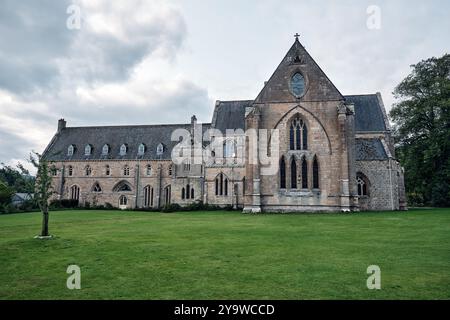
[254,38,344,103]
[355,138,388,160]
[211,100,253,132]
[345,94,388,132]
[42,123,211,161]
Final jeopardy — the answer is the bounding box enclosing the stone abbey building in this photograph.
[43,37,407,212]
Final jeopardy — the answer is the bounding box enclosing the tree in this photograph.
[0,180,13,206]
[390,53,450,206]
[29,152,55,237]
[0,163,35,194]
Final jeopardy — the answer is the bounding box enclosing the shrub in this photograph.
[49,199,79,209]
[161,203,182,213]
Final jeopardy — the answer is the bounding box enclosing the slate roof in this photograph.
[355,138,388,160]
[211,100,253,132]
[43,94,390,162]
[43,123,211,161]
[344,94,387,132]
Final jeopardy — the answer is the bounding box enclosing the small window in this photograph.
[93,183,102,192]
[119,195,128,206]
[102,144,110,155]
[51,167,58,176]
[184,161,190,172]
[85,165,92,176]
[105,165,111,176]
[84,144,92,156]
[168,164,173,176]
[68,165,73,176]
[120,144,127,156]
[123,165,130,176]
[67,145,75,156]
[146,164,152,176]
[138,143,146,155]
[357,174,369,196]
[157,143,164,156]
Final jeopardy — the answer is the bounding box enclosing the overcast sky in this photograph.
[0,0,448,170]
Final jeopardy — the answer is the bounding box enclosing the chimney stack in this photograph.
[191,115,197,125]
[58,118,66,133]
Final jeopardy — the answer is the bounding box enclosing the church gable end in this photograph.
[254,37,344,103]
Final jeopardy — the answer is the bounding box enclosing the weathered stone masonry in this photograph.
[43,38,407,212]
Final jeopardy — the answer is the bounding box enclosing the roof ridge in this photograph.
[65,123,212,129]
[218,99,253,103]
[344,93,377,97]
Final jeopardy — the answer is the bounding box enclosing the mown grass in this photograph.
[0,208,449,299]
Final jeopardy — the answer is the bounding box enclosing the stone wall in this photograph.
[355,159,402,211]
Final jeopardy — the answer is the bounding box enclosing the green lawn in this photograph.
[0,208,449,299]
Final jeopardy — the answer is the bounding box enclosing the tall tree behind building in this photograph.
[390,53,450,206]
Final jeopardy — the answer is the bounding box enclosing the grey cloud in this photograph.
[0,129,37,164]
[0,0,187,93]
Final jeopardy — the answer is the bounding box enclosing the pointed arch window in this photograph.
[114,181,132,192]
[280,157,286,189]
[183,160,191,171]
[67,145,75,156]
[93,183,102,193]
[144,185,153,207]
[70,185,80,201]
[191,188,194,199]
[215,173,228,196]
[301,157,308,189]
[357,173,369,196]
[157,143,164,156]
[138,143,146,155]
[290,157,297,189]
[120,144,128,156]
[186,184,190,199]
[102,144,110,155]
[164,185,171,205]
[181,187,185,200]
[289,116,307,150]
[313,156,319,189]
[84,144,92,156]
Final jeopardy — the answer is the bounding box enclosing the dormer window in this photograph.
[156,143,164,156]
[120,144,127,156]
[67,145,75,156]
[138,143,146,155]
[102,144,110,155]
[84,144,92,156]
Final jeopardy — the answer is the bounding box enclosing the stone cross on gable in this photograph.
[294,33,300,40]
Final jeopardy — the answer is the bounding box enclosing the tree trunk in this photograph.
[41,207,49,237]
